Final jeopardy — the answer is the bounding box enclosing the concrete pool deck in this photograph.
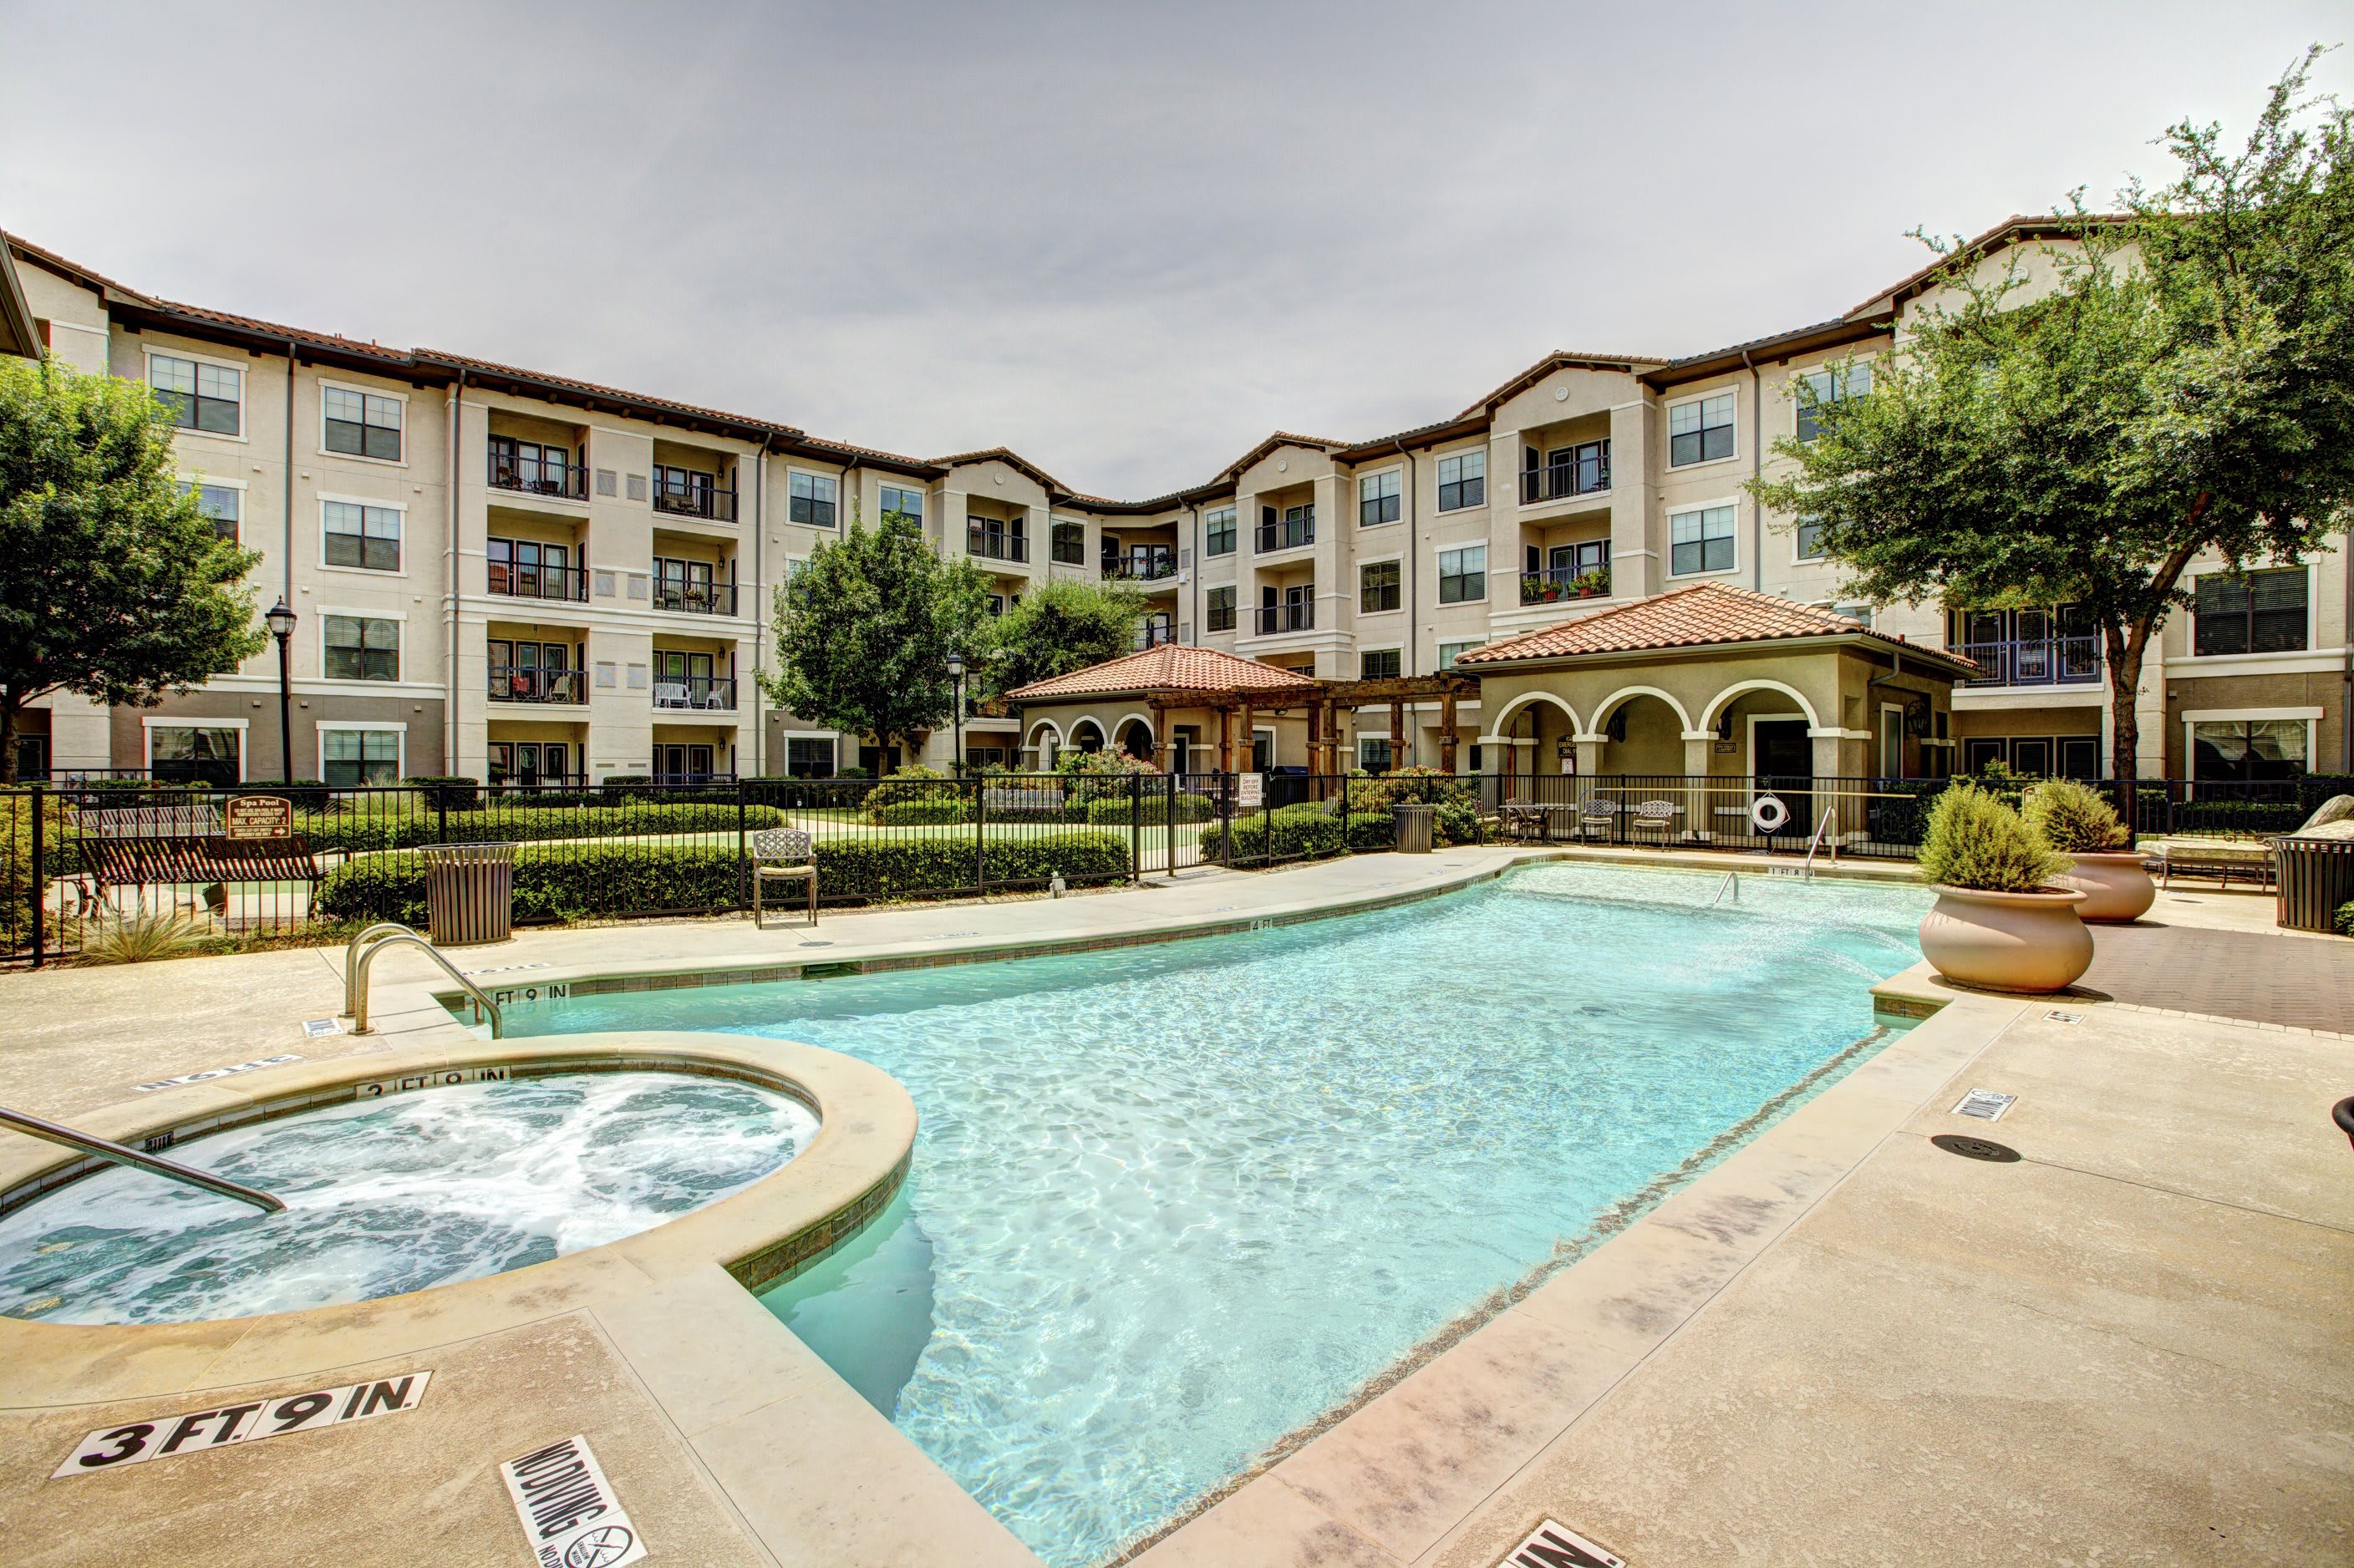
[0,850,2347,1565]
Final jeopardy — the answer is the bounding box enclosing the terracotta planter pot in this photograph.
[2057,850,2156,923]
[1919,885,2092,993]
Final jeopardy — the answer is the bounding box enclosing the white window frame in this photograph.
[1794,361,1872,443]
[317,378,409,467]
[145,348,247,443]
[1792,516,1827,564]
[317,720,408,786]
[878,483,925,523]
[318,606,406,686]
[182,473,248,541]
[1357,466,1403,527]
[2181,560,2318,662]
[142,716,248,782]
[1436,542,1487,604]
[1357,643,1405,681]
[1435,448,1487,513]
[2179,708,2321,781]
[1436,639,1482,670]
[1667,500,1741,580]
[786,468,841,529]
[1666,388,1739,469]
[1356,733,1396,771]
[1203,505,1238,557]
[780,730,840,778]
[1357,552,1404,616]
[317,493,409,578]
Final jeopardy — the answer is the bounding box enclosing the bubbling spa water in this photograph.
[0,1072,818,1325]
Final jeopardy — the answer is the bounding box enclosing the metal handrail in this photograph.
[0,1105,285,1214]
[349,931,504,1038]
[344,921,416,1016]
[1800,806,1836,878]
[1709,870,1738,907]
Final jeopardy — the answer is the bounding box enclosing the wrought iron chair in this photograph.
[750,827,817,928]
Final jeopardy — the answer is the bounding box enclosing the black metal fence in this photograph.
[4,771,2346,965]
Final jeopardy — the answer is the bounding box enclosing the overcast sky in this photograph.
[3,3,2346,498]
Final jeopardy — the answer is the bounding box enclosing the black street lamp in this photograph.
[946,650,967,776]
[264,599,297,784]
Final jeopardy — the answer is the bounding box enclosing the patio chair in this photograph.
[1629,799,1677,844]
[1574,798,1617,842]
[750,827,817,928]
[653,681,687,710]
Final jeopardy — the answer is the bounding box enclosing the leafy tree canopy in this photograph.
[0,357,267,782]
[763,514,992,752]
[978,576,1148,694]
[1752,48,2354,779]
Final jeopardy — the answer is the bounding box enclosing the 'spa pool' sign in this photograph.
[225,794,293,840]
[53,1373,431,1478]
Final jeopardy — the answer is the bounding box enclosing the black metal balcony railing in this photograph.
[1133,622,1177,651]
[1520,447,1611,504]
[1256,516,1314,552]
[487,667,586,704]
[968,525,1029,563]
[1955,637,2102,688]
[1254,601,1314,635]
[1104,549,1177,581]
[1519,564,1611,606]
[652,581,739,617]
[652,472,738,521]
[488,451,589,500]
[488,562,591,603]
[651,676,737,711]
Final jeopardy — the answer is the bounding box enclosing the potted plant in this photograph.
[2024,779,2153,922]
[1914,782,2092,992]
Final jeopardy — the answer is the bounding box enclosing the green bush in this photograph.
[872,797,970,825]
[403,775,481,809]
[315,829,1131,922]
[1202,802,1346,861]
[866,764,953,820]
[2023,779,2128,853]
[294,801,784,855]
[1083,792,1213,825]
[1916,782,2065,892]
[1345,812,1395,851]
[1433,797,1481,846]
[2336,899,2354,938]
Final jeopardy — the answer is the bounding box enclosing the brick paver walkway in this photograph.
[2080,922,2354,1031]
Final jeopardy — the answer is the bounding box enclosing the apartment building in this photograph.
[7,218,2346,786]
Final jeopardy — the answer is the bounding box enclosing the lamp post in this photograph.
[946,650,967,777]
[264,599,297,784]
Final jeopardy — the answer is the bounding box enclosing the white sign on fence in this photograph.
[1236,774,1263,810]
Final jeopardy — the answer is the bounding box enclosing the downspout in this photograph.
[1741,348,1762,591]
[282,338,297,608]
[1396,439,1419,765]
[444,370,465,775]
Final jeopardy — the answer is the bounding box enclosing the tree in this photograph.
[763,513,992,756]
[1752,50,2354,784]
[0,357,267,784]
[979,576,1148,694]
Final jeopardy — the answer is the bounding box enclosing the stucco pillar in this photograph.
[1608,401,1655,600]
[1682,735,1713,777]
[1574,737,1604,777]
[1809,731,1844,779]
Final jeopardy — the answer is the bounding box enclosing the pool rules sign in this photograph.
[501,1434,648,1567]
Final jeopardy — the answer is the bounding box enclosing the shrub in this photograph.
[2336,899,2354,938]
[2023,779,2129,854]
[865,764,953,820]
[1202,802,1345,861]
[81,902,211,964]
[292,801,784,855]
[403,775,482,809]
[1433,797,1481,846]
[1916,782,2065,892]
[1083,792,1213,826]
[872,797,970,826]
[1345,812,1395,851]
[3,795,38,946]
[315,829,1131,922]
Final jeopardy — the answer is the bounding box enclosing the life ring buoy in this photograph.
[1750,794,1790,833]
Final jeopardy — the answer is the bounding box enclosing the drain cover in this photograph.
[1932,1134,2021,1163]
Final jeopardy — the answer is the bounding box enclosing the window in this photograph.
[149,725,241,787]
[1795,518,1826,561]
[1436,449,1485,511]
[1360,560,1401,613]
[2193,567,2307,656]
[880,485,923,523]
[1051,520,1085,564]
[323,387,403,461]
[150,354,241,435]
[789,471,838,527]
[1204,506,1236,556]
[1796,363,1871,443]
[324,615,399,681]
[1359,470,1401,526]
[1437,640,1481,669]
[2191,718,2309,781]
[1669,392,1736,466]
[1360,648,1401,680]
[323,500,401,571]
[185,481,239,541]
[1206,585,1237,632]
[1437,545,1486,604]
[323,728,401,787]
[1358,736,1394,773]
[786,736,836,777]
[1670,505,1736,576]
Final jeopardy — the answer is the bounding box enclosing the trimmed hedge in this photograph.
[1201,803,1345,861]
[2337,899,2354,939]
[293,801,785,854]
[872,798,970,826]
[1084,792,1214,826]
[314,829,1131,922]
[403,775,482,809]
[1345,812,1396,852]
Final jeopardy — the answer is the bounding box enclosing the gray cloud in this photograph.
[3,0,2345,495]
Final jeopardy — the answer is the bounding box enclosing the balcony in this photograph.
[1519,565,1611,606]
[652,676,737,712]
[1105,547,1177,582]
[1520,443,1610,504]
[1255,515,1314,552]
[488,667,586,705]
[488,449,588,500]
[1134,620,1177,651]
[968,524,1028,563]
[652,467,738,522]
[1254,601,1314,635]
[653,580,738,617]
[1955,637,2102,688]
[488,561,590,604]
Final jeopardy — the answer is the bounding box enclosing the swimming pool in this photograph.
[499,863,1929,1565]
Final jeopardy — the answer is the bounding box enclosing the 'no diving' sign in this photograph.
[501,1434,647,1568]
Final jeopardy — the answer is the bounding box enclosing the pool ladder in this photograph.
[1709,871,1739,907]
[0,1104,285,1214]
[344,924,504,1038]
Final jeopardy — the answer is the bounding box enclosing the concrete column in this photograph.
[1608,399,1655,600]
[1575,736,1604,777]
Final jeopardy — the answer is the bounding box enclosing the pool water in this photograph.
[499,863,1929,1566]
[0,1072,817,1325]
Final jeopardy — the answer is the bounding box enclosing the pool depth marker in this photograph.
[53,1373,431,1478]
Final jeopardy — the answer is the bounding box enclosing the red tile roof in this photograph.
[1455,582,1979,676]
[1004,644,1324,703]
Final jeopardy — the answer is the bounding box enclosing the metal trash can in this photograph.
[1392,803,1436,855]
[421,841,517,945]
[2275,833,2354,934]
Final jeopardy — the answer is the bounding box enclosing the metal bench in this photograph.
[2158,837,2272,891]
[81,800,322,916]
[750,827,818,928]
[981,786,1066,815]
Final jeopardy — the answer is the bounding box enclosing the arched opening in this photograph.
[1070,718,1106,755]
[1115,716,1155,761]
[1027,722,1061,770]
[1593,691,1687,775]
